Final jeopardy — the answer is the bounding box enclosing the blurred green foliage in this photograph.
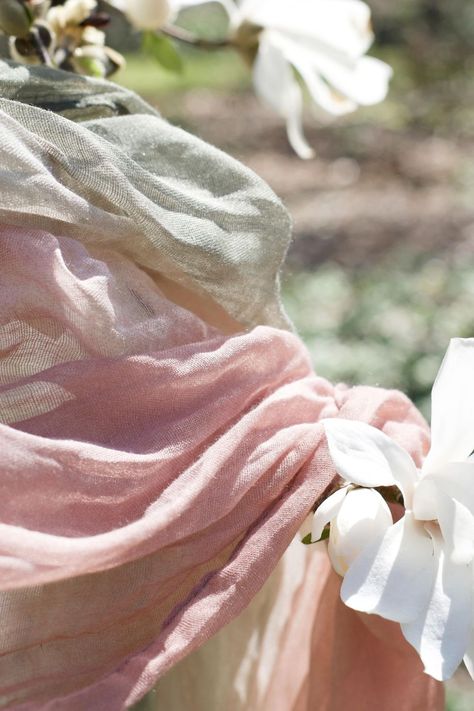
[283,251,474,419]
[118,49,247,95]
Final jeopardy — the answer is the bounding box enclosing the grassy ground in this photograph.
[120,47,474,711]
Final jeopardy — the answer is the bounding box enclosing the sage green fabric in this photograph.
[0,60,292,329]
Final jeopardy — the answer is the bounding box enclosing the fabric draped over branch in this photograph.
[0,62,443,710]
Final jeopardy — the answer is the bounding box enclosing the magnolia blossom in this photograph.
[107,0,391,158]
[313,485,392,576]
[232,0,392,158]
[313,338,474,681]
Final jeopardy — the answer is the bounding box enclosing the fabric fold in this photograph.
[0,60,292,332]
[0,62,443,710]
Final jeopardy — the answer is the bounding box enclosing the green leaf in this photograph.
[142,32,183,74]
[319,526,330,541]
[301,526,330,545]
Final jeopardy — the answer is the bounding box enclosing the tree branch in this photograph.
[161,25,232,50]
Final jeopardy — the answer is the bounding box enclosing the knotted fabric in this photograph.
[0,62,443,710]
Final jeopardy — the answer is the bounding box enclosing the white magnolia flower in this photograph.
[313,338,474,681]
[313,485,392,576]
[233,0,393,158]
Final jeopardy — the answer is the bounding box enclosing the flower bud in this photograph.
[328,488,392,577]
[0,0,32,38]
[123,0,172,30]
[71,44,125,77]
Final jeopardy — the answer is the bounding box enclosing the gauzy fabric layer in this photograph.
[0,63,443,710]
[0,60,292,332]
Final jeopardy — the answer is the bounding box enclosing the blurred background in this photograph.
[112,2,474,708]
[111,0,474,419]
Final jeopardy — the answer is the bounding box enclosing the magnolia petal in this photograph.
[341,513,436,623]
[435,493,474,565]
[328,488,392,577]
[423,338,474,472]
[311,485,349,542]
[415,462,474,521]
[267,27,391,108]
[323,418,418,505]
[285,47,357,116]
[298,47,392,107]
[329,54,392,107]
[253,33,314,159]
[402,529,472,681]
[411,477,440,524]
[239,0,374,59]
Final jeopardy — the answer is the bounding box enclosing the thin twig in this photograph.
[161,24,232,50]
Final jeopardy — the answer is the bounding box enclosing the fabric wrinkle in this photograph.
[0,61,443,711]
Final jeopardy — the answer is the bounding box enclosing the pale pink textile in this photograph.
[0,224,442,709]
[151,543,443,711]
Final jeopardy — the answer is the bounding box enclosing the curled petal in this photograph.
[239,0,374,59]
[311,53,392,108]
[423,338,474,472]
[280,38,392,111]
[323,418,418,506]
[415,462,474,523]
[402,528,472,681]
[328,488,392,577]
[300,72,356,117]
[272,35,356,116]
[311,485,349,542]
[341,513,436,623]
[253,33,314,159]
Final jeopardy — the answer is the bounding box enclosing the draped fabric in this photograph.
[0,60,292,332]
[0,62,443,710]
[151,544,443,711]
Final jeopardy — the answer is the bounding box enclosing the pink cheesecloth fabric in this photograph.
[0,225,443,710]
[0,61,443,711]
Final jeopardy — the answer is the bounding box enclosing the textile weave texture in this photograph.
[0,62,443,710]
